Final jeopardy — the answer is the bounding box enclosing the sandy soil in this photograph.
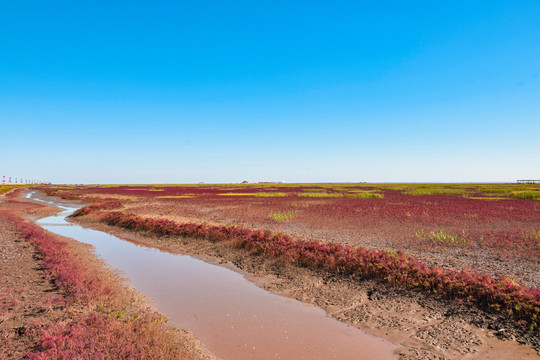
[72,213,540,360]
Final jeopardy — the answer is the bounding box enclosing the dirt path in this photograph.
[72,213,540,360]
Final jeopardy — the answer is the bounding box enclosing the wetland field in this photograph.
[1,183,539,359]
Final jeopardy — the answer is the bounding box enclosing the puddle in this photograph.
[27,191,399,360]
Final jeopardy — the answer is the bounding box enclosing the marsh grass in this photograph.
[344,189,377,193]
[464,196,508,200]
[417,229,467,244]
[527,231,540,249]
[253,192,288,197]
[298,192,343,198]
[477,187,514,194]
[345,192,384,199]
[0,185,27,196]
[269,210,297,222]
[406,188,467,195]
[155,195,194,199]
[218,192,287,197]
[510,191,540,200]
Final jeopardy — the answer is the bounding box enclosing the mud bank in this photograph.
[29,192,397,360]
[69,212,540,360]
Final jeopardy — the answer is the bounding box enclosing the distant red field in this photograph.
[32,183,540,357]
[41,183,540,289]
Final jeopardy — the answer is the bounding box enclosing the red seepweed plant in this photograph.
[102,210,540,330]
[71,200,123,217]
[0,210,194,359]
[42,184,540,260]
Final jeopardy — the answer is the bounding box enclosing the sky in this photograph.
[1,1,539,184]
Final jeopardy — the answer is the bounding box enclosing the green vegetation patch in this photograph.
[0,185,27,195]
[476,187,514,194]
[253,192,288,197]
[155,195,194,199]
[333,188,372,192]
[528,231,540,250]
[298,192,343,198]
[406,188,467,195]
[218,192,287,197]
[473,185,540,200]
[345,192,384,199]
[417,229,467,244]
[464,196,508,200]
[510,191,540,200]
[269,210,297,222]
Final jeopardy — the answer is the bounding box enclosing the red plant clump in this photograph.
[71,200,123,217]
[102,211,540,329]
[52,185,540,259]
[63,185,539,222]
[26,311,184,360]
[38,187,81,200]
[3,211,114,304]
[0,210,191,359]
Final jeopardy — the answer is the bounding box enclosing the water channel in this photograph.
[27,191,398,360]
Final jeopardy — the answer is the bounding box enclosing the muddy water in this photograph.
[28,191,398,360]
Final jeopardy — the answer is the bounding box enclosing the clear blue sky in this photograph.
[2,1,539,184]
